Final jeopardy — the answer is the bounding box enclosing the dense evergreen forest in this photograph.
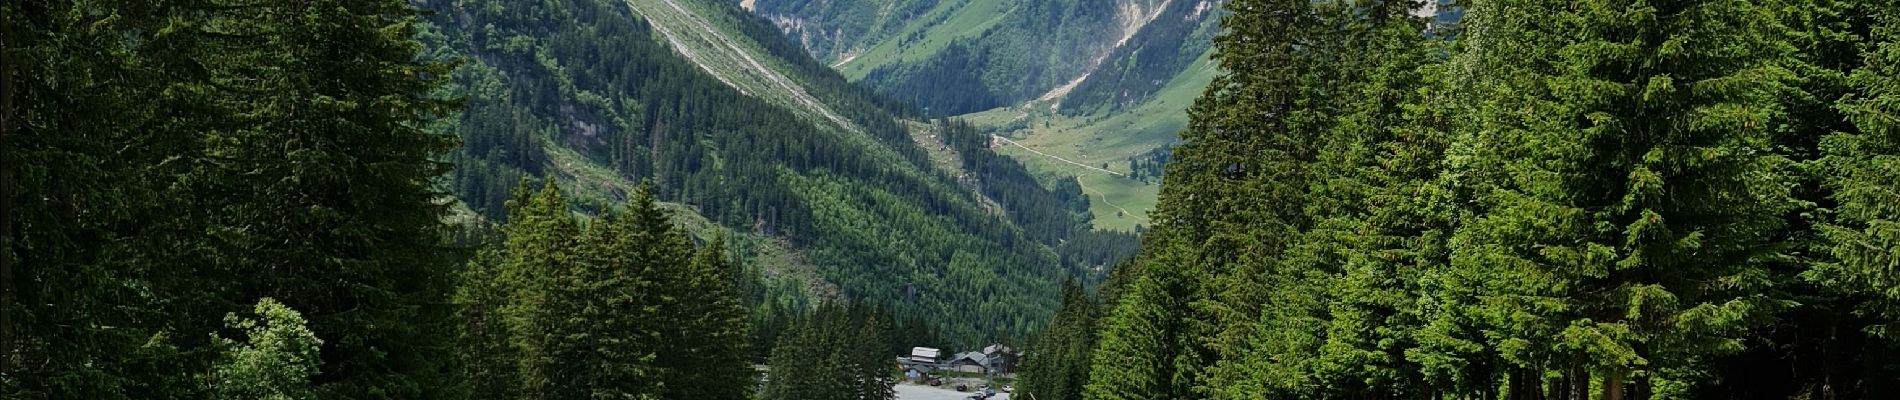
[3,0,1113,398]
[1011,0,1900,399]
[14,0,1900,398]
[425,0,1119,344]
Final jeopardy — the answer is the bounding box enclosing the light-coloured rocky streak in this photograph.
[1035,0,1178,103]
[635,5,747,94]
[629,0,866,135]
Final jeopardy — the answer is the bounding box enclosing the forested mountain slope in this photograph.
[422,0,1132,343]
[746,0,1226,230]
[1027,0,1900,399]
[749,0,1220,115]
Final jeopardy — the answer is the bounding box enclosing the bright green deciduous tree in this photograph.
[208,298,323,400]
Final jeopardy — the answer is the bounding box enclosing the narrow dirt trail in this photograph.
[992,134,1124,177]
[1075,177,1148,224]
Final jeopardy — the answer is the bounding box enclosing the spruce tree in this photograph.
[455,242,525,400]
[177,0,462,396]
[853,306,898,400]
[762,302,895,400]
[1446,0,1798,397]
[1019,280,1100,400]
[7,0,458,397]
[1812,0,1900,395]
[549,184,670,400]
[1083,267,1189,400]
[1269,0,1450,397]
[1825,0,1900,342]
[655,213,757,400]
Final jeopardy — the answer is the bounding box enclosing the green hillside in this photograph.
[750,0,1227,229]
[423,0,1132,344]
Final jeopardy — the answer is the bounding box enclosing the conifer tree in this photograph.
[1811,1,1900,394]
[1019,280,1100,400]
[762,302,895,400]
[178,0,462,396]
[853,306,898,400]
[1446,0,1797,397]
[1083,267,1189,400]
[1085,0,1336,397]
[7,0,458,397]
[455,242,525,400]
[655,213,757,400]
[542,188,666,400]
[1825,0,1900,342]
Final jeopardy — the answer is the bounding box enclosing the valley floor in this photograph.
[894,383,1011,400]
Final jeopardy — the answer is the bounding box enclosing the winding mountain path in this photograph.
[1076,177,1148,224]
[991,134,1125,177]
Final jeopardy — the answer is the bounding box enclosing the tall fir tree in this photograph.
[762,302,895,400]
[1444,0,1798,397]
[6,0,459,398]
[654,206,757,400]
[1811,0,1900,395]
[1019,280,1100,400]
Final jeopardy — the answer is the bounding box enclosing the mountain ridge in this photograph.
[424,0,1133,344]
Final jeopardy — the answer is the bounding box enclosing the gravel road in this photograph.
[893,383,1011,400]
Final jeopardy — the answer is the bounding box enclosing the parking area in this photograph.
[893,383,1011,400]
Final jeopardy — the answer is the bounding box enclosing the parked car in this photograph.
[956,384,970,392]
[1002,385,1013,393]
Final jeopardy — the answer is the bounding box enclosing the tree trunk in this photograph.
[1823,313,1839,400]
[1603,369,1625,400]
[1510,367,1543,400]
[1569,367,1590,400]
[0,5,16,373]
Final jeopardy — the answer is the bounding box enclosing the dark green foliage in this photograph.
[5,0,459,398]
[1442,0,1797,396]
[424,0,1126,345]
[455,181,759,400]
[1055,230,1142,280]
[936,119,1092,244]
[660,233,759,400]
[1018,280,1102,400]
[761,302,898,400]
[1125,146,1173,184]
[1074,0,1900,399]
[862,43,1004,116]
[1824,0,1900,345]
